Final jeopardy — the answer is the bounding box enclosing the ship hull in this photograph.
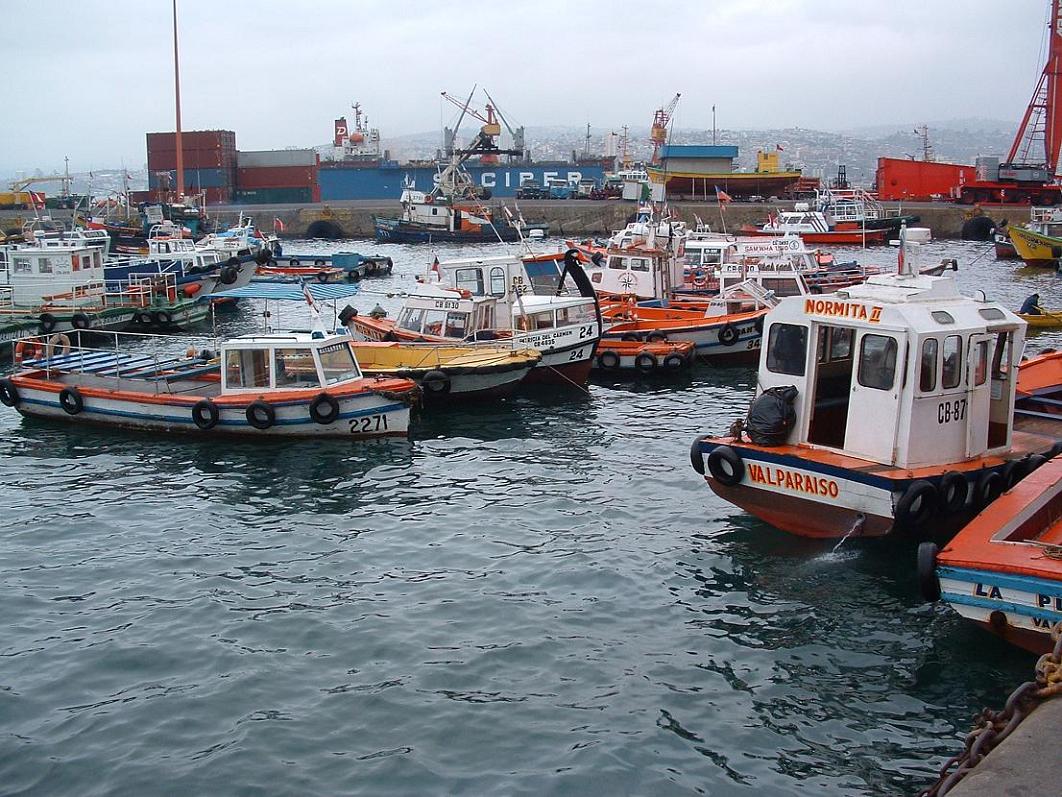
[373,218,526,244]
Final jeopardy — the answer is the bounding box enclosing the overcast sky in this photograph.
[0,0,1049,174]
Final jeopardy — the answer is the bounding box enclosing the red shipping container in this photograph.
[236,165,319,189]
[148,149,235,171]
[147,130,236,153]
[202,187,233,206]
[875,157,974,201]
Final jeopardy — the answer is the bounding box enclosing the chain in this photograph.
[919,622,1062,796]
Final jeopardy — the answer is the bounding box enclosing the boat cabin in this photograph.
[0,243,106,306]
[756,271,1024,468]
[221,332,362,393]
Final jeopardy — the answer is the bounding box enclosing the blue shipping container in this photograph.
[149,167,235,190]
[318,163,606,201]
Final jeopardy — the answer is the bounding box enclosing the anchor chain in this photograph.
[919,622,1062,796]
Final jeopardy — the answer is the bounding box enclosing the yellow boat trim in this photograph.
[1009,225,1062,261]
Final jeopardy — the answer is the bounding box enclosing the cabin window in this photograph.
[398,308,426,333]
[274,348,319,389]
[857,334,898,390]
[931,311,954,325]
[766,323,808,376]
[630,258,649,272]
[444,311,468,338]
[421,309,449,336]
[979,308,1005,321]
[991,332,1011,377]
[318,343,360,384]
[608,257,625,271]
[81,255,93,270]
[817,327,854,364]
[973,339,989,386]
[37,258,53,274]
[225,349,270,389]
[920,338,938,392]
[93,251,101,267]
[455,268,484,296]
[13,257,30,274]
[489,267,506,296]
[432,208,438,215]
[942,335,963,389]
[530,311,555,330]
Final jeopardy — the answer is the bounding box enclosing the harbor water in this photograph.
[2,239,1060,796]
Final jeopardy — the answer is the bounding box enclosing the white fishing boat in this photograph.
[347,249,601,386]
[0,328,419,438]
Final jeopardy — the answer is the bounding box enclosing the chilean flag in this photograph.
[715,186,733,205]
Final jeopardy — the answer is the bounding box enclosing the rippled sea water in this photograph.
[2,236,1060,796]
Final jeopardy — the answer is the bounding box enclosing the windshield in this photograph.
[318,343,361,384]
[524,259,565,294]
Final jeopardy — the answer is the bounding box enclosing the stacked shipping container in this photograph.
[146,130,237,205]
[874,157,973,202]
[234,150,320,204]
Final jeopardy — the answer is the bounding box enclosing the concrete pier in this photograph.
[0,200,993,240]
[944,696,1062,796]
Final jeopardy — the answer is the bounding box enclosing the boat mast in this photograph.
[172,0,184,200]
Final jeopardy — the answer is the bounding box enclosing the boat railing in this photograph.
[16,329,221,394]
[102,273,180,308]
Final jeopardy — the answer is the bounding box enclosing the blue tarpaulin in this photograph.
[210,282,361,301]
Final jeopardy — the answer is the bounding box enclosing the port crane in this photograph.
[440,88,523,165]
[957,0,1062,204]
[650,93,681,165]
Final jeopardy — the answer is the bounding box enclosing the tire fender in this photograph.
[718,324,739,347]
[917,542,941,602]
[192,398,220,430]
[245,400,275,430]
[894,480,937,528]
[707,445,744,486]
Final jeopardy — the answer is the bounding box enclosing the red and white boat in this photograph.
[346,250,600,386]
[0,329,419,438]
[690,253,1058,539]
[739,206,889,246]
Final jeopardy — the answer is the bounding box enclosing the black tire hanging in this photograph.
[316,271,330,284]
[71,313,91,330]
[635,352,658,373]
[421,369,451,395]
[917,542,941,602]
[219,266,239,285]
[597,351,621,370]
[0,377,19,408]
[690,436,707,475]
[245,400,275,430]
[975,470,1005,508]
[153,309,174,326]
[134,310,153,326]
[191,398,220,430]
[717,324,739,347]
[59,386,84,415]
[707,445,744,486]
[663,353,686,370]
[38,312,57,334]
[937,472,968,515]
[621,332,642,342]
[647,332,668,343]
[894,480,937,528]
[309,392,340,425]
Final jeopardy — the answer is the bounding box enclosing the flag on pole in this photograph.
[302,279,316,308]
[274,217,285,233]
[431,255,441,280]
[776,143,785,151]
[715,186,732,207]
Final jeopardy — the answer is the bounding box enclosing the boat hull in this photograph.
[603,315,763,365]
[1009,225,1062,268]
[9,378,411,438]
[373,217,544,244]
[739,226,889,245]
[690,437,1058,539]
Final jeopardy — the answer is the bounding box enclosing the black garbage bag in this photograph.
[745,386,798,446]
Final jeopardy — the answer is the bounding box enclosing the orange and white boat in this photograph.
[689,253,1060,539]
[592,338,695,374]
[918,454,1062,655]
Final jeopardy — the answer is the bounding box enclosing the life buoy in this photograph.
[245,400,275,430]
[718,324,739,346]
[309,392,340,425]
[183,283,202,297]
[38,313,57,334]
[692,270,709,289]
[596,351,620,370]
[917,542,941,602]
[191,398,220,430]
[663,353,686,370]
[690,435,707,475]
[153,309,174,326]
[59,386,84,415]
[635,352,658,373]
[707,446,744,486]
[647,331,668,343]
[0,377,19,407]
[71,313,91,330]
[45,333,71,359]
[316,271,330,284]
[424,195,434,204]
[894,480,937,528]
[13,340,41,364]
[421,369,451,395]
[937,472,968,515]
[975,470,1005,508]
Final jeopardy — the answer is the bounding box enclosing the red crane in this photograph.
[958,0,1062,204]
[650,93,681,165]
